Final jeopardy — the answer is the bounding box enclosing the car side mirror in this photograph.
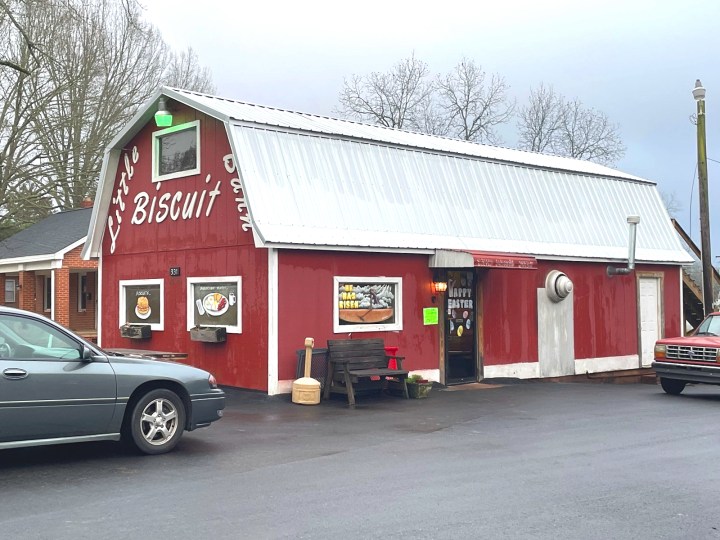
[82,345,94,361]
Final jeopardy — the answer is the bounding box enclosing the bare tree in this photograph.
[0,0,70,237]
[336,53,434,130]
[0,0,40,75]
[31,0,169,209]
[0,0,217,238]
[517,83,625,166]
[558,99,625,165]
[411,94,451,136]
[660,190,682,217]
[436,58,514,144]
[517,83,564,152]
[164,47,216,94]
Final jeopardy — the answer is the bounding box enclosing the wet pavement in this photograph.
[3,380,720,539]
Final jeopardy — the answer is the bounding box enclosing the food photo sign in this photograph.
[186,276,242,334]
[119,279,164,330]
[333,276,402,333]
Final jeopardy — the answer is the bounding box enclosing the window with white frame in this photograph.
[186,276,242,334]
[78,274,87,312]
[333,276,403,333]
[152,120,200,182]
[5,278,16,303]
[43,276,52,311]
[119,279,164,331]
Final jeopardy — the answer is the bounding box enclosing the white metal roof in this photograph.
[167,87,645,182]
[229,125,688,263]
[84,87,691,264]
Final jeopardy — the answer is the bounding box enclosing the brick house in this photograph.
[0,204,98,340]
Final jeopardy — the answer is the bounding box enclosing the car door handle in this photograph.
[3,368,28,380]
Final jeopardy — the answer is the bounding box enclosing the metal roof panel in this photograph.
[230,125,690,264]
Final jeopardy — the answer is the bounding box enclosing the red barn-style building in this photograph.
[83,87,691,394]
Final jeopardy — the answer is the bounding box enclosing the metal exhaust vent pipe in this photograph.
[608,216,640,276]
[546,270,573,302]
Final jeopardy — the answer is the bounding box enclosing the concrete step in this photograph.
[537,368,658,385]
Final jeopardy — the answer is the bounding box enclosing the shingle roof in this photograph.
[0,208,91,260]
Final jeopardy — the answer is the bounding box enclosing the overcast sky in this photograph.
[143,0,720,258]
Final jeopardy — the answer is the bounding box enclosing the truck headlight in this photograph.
[654,344,666,359]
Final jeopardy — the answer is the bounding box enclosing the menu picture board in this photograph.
[333,276,402,333]
[119,279,164,330]
[186,276,242,334]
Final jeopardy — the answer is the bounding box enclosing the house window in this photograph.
[78,274,87,312]
[44,276,52,311]
[152,120,200,182]
[4,279,16,303]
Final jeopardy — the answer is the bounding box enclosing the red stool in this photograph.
[384,346,399,369]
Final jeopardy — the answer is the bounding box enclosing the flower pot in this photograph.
[120,324,151,340]
[407,381,432,399]
[190,326,227,343]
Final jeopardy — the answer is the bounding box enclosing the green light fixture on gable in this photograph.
[154,97,173,127]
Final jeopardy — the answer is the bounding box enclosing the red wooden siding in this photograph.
[277,250,439,381]
[481,266,539,365]
[100,106,266,390]
[481,261,682,367]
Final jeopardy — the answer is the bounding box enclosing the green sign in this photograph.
[423,307,439,325]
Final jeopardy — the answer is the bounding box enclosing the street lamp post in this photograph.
[693,79,714,316]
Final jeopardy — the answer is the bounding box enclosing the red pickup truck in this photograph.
[652,312,720,395]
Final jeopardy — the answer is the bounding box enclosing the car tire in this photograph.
[129,389,186,455]
[660,378,686,395]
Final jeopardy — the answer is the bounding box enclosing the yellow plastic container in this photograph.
[292,337,321,405]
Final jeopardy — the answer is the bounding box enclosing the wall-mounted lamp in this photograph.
[431,280,448,294]
[431,272,448,303]
[154,97,173,127]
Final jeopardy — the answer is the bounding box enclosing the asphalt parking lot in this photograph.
[2,380,720,540]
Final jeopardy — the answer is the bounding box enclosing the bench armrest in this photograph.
[385,354,406,369]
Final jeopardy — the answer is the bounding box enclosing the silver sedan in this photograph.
[0,306,225,454]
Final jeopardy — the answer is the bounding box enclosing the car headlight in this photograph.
[208,374,218,388]
[654,344,666,359]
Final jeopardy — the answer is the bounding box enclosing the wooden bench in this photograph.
[324,338,409,406]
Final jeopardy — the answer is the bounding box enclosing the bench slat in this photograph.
[348,369,408,377]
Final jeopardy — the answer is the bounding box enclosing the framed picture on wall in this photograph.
[119,279,164,330]
[186,276,242,333]
[333,276,402,333]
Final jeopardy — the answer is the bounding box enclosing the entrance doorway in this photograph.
[445,270,477,384]
[638,275,662,367]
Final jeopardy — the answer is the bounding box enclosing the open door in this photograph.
[445,270,477,384]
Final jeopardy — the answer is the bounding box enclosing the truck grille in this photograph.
[666,345,719,362]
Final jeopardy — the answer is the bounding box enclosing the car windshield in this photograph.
[695,314,720,336]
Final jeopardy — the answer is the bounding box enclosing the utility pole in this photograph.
[693,79,714,316]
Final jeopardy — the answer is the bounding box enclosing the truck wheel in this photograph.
[130,389,186,454]
[660,378,686,395]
